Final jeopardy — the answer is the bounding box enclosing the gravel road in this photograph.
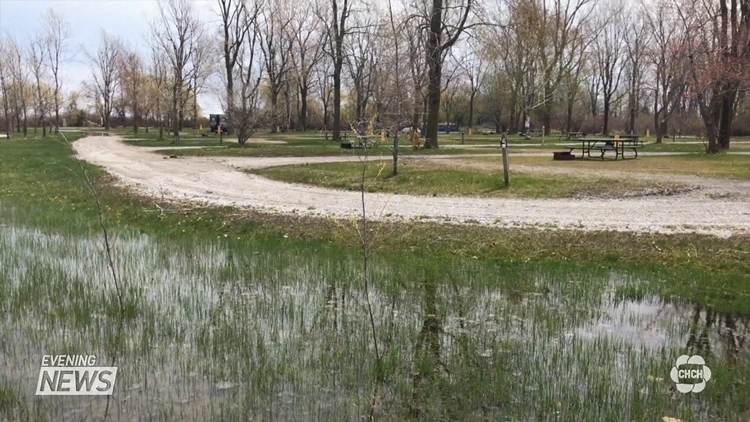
[73,136,750,237]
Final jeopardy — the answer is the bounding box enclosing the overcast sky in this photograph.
[0,0,223,115]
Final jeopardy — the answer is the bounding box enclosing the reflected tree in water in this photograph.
[684,305,748,365]
[409,277,449,417]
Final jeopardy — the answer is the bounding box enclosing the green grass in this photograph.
[0,134,749,420]
[468,153,750,180]
[0,134,746,310]
[156,143,502,157]
[250,160,689,198]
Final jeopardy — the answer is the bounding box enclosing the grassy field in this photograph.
[463,154,750,180]
[120,127,750,158]
[250,160,691,199]
[0,134,748,420]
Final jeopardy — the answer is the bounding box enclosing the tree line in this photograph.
[0,0,747,151]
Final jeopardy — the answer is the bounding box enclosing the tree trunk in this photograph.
[628,94,637,135]
[425,50,441,148]
[284,89,291,131]
[333,59,342,141]
[421,96,428,138]
[299,84,308,131]
[565,94,574,133]
[717,89,734,149]
[658,119,667,143]
[172,83,179,142]
[542,83,553,135]
[424,0,443,149]
[468,93,475,131]
[194,90,198,130]
[602,98,611,134]
[653,93,661,143]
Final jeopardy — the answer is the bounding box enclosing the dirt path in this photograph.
[73,136,750,237]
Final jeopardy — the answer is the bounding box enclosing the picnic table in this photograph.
[568,136,644,160]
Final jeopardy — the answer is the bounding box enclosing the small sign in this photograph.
[501,139,507,149]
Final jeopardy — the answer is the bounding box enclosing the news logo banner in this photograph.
[36,355,117,396]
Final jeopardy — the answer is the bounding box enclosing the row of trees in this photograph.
[1,0,747,151]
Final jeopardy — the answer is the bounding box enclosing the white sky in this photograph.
[0,0,223,114]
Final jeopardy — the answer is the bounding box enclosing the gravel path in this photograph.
[73,136,750,237]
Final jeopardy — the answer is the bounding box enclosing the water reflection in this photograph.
[0,223,748,421]
[579,294,749,363]
[409,278,447,418]
[685,305,749,364]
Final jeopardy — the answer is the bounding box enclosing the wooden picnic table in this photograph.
[568,136,644,160]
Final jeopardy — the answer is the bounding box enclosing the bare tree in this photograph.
[0,36,11,136]
[227,0,265,145]
[87,31,121,130]
[41,9,72,130]
[345,16,377,122]
[485,1,533,132]
[29,34,51,136]
[402,15,429,133]
[218,0,252,144]
[149,46,170,140]
[259,0,295,132]
[317,0,356,142]
[561,29,590,133]
[536,0,595,136]
[189,34,213,128]
[119,44,145,133]
[151,0,203,142]
[314,56,334,130]
[676,0,749,151]
[593,1,626,134]
[623,12,650,134]
[456,39,485,132]
[6,36,30,136]
[422,0,474,148]
[288,6,326,131]
[645,0,687,143]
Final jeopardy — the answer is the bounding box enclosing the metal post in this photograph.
[542,126,545,145]
[501,133,509,187]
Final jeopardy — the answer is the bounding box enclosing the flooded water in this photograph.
[0,224,747,421]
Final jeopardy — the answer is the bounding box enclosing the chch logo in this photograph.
[670,355,711,393]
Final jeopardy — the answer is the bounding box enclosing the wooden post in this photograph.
[542,126,545,145]
[501,132,509,187]
[461,130,465,145]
